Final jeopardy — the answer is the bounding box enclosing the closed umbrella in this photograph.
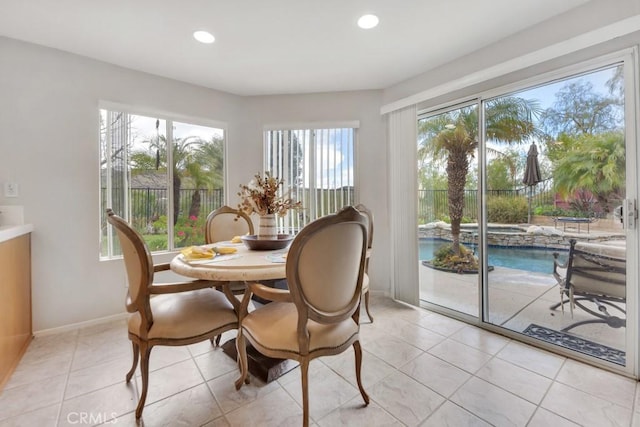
[523,142,542,223]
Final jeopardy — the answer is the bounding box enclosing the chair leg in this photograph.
[135,342,152,419]
[125,341,139,382]
[210,335,222,347]
[234,331,249,390]
[364,290,373,322]
[353,341,369,405]
[569,287,574,318]
[300,359,310,427]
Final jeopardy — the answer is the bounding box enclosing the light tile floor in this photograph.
[1,295,639,427]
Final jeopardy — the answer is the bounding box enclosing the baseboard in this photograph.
[34,312,129,337]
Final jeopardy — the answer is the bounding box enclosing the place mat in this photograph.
[522,323,625,366]
[265,252,287,263]
[183,254,242,265]
[216,241,244,247]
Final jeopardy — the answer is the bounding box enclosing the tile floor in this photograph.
[1,296,639,426]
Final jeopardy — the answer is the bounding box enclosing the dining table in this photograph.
[169,240,296,382]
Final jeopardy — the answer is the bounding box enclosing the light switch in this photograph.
[4,182,19,198]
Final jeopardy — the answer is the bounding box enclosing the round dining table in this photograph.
[169,241,296,382]
[169,241,287,283]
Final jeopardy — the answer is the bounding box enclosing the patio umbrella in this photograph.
[522,142,542,223]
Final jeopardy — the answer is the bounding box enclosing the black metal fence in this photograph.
[418,181,555,224]
[118,183,553,229]
[114,186,355,232]
[128,187,224,228]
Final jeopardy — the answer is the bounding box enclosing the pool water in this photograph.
[419,238,568,274]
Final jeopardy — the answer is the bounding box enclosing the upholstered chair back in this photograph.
[106,209,154,327]
[205,205,254,244]
[355,203,374,250]
[286,206,367,324]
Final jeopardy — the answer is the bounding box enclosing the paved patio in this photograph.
[419,263,626,355]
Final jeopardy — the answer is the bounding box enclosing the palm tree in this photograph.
[188,137,225,218]
[142,135,223,225]
[418,97,540,256]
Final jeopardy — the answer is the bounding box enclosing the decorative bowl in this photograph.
[240,234,294,250]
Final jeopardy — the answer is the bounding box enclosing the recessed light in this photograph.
[193,30,215,44]
[357,14,379,29]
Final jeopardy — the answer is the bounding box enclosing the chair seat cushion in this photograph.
[242,302,359,355]
[129,288,237,340]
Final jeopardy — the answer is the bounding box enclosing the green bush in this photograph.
[145,235,168,251]
[534,205,569,217]
[533,204,596,218]
[487,196,528,223]
[437,214,474,224]
[431,243,479,272]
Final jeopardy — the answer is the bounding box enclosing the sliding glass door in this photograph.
[483,63,631,369]
[418,101,480,318]
[418,52,637,374]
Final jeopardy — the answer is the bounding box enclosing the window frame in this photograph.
[99,102,228,260]
[263,122,359,234]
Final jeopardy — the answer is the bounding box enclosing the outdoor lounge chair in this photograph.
[550,239,626,332]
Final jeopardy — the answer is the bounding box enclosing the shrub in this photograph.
[487,196,528,223]
[437,214,474,224]
[431,243,479,272]
[175,215,206,247]
[533,205,568,216]
[145,235,168,251]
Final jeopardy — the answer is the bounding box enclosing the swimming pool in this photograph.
[419,238,568,274]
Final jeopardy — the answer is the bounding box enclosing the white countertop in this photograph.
[0,224,34,243]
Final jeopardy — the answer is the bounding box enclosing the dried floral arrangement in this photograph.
[237,172,302,216]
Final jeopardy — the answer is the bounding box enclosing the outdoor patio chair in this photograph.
[550,238,626,332]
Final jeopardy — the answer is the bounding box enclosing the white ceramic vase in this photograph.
[258,213,277,240]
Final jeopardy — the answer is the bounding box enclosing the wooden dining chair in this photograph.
[355,203,374,322]
[205,205,255,345]
[106,209,238,419]
[234,206,370,426]
[205,205,254,244]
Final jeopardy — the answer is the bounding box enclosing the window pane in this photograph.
[417,102,480,317]
[172,122,225,248]
[131,115,168,252]
[100,108,225,258]
[484,65,627,364]
[265,127,355,234]
[100,111,168,256]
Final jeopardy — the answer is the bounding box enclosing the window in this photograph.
[265,125,357,234]
[100,108,225,259]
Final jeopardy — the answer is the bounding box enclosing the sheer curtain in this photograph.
[387,105,419,305]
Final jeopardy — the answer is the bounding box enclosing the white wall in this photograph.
[0,37,248,331]
[383,0,640,109]
[0,36,390,331]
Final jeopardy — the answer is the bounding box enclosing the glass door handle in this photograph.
[623,199,637,229]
